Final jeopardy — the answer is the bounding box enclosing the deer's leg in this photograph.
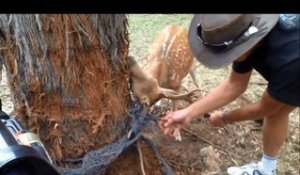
[0,60,2,83]
[0,68,2,83]
[189,69,199,88]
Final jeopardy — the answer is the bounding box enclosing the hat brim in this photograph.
[188,14,279,69]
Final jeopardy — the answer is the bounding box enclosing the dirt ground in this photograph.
[127,14,300,175]
[129,58,300,175]
[1,14,299,175]
[1,59,299,175]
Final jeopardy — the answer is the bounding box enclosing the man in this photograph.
[160,14,299,175]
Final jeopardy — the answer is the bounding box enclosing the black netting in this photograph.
[58,98,174,175]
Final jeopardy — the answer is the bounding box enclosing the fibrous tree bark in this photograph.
[0,14,130,161]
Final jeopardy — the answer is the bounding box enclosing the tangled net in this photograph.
[58,98,175,175]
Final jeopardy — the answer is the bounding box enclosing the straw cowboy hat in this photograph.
[188,14,279,69]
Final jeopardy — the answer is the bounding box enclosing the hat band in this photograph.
[196,22,256,52]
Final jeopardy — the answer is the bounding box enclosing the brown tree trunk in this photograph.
[0,14,130,162]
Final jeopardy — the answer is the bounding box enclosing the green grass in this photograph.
[127,14,193,62]
[126,14,300,174]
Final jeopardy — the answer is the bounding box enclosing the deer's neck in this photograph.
[128,56,151,82]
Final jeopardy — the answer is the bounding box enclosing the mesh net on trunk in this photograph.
[58,98,175,175]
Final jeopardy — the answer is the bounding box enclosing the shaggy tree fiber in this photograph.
[0,14,130,161]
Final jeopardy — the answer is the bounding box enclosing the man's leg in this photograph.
[263,105,295,157]
[254,105,295,174]
[227,105,296,175]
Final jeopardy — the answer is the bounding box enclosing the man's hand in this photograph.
[159,109,191,139]
[209,110,226,127]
